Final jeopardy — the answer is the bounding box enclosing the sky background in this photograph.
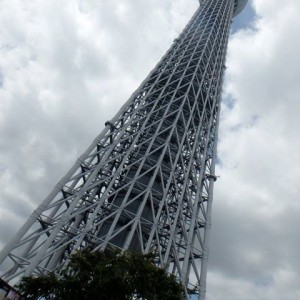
[1,0,300,299]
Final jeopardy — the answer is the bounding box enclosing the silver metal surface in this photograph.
[0,0,247,299]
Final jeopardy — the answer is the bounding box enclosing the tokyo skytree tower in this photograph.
[0,0,247,299]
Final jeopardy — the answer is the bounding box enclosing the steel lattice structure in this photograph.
[0,0,247,299]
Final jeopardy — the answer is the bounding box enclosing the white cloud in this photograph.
[209,0,300,299]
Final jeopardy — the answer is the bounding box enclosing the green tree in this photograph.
[18,250,184,300]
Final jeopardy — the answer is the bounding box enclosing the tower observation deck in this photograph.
[0,0,247,299]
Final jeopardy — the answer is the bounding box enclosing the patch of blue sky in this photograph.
[253,276,274,288]
[222,95,236,110]
[189,294,199,300]
[232,0,256,32]
[228,114,258,133]
[216,156,223,168]
[246,114,259,128]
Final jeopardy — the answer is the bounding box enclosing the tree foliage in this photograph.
[18,250,184,300]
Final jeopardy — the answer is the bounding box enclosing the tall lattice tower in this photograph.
[0,0,247,299]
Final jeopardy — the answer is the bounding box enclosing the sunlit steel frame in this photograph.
[0,0,244,299]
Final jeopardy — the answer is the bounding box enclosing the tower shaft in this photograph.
[0,0,246,298]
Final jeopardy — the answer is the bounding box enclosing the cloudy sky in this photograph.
[1,0,300,299]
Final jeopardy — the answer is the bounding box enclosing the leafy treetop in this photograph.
[18,250,185,300]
